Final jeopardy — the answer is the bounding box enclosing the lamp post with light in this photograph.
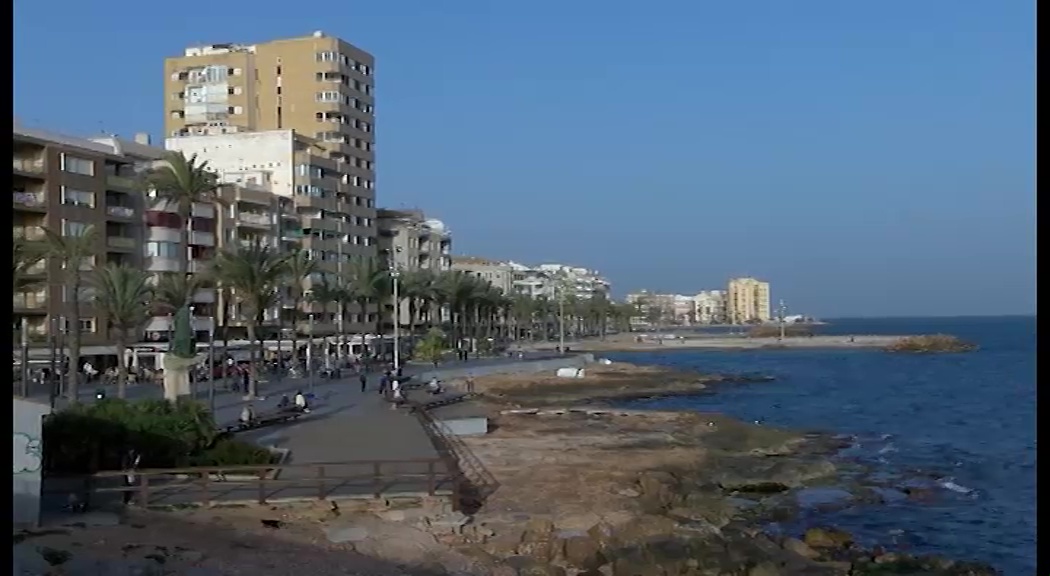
[390,247,402,374]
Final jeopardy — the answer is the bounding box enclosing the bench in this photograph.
[224,407,307,433]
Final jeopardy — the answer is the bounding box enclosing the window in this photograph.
[316,51,338,62]
[315,91,341,102]
[62,220,91,236]
[146,211,183,229]
[61,154,94,176]
[146,241,181,259]
[60,187,95,208]
[79,318,97,333]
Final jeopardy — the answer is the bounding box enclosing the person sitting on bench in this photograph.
[239,404,255,427]
[278,394,291,410]
[427,376,443,395]
[294,390,309,412]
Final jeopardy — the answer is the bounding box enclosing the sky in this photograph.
[14,1,1035,317]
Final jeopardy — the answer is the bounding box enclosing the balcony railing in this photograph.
[13,292,47,309]
[13,191,46,208]
[106,174,137,190]
[106,205,136,218]
[24,261,47,275]
[14,227,46,241]
[107,236,137,249]
[238,213,272,226]
[13,158,45,174]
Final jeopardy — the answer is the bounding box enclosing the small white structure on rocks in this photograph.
[556,367,586,379]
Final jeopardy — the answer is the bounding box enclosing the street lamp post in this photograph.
[558,283,566,354]
[48,317,58,409]
[207,321,216,413]
[391,267,401,373]
[307,311,315,393]
[20,317,30,397]
[778,299,787,341]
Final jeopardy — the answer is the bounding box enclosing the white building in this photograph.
[693,290,727,324]
[508,263,611,301]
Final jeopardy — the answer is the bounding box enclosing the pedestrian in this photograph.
[379,373,389,395]
[359,372,368,393]
[396,365,403,379]
[241,367,250,395]
[466,376,475,394]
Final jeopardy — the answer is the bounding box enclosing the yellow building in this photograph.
[726,278,771,324]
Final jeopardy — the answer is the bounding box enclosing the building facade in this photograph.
[726,277,771,324]
[165,130,376,335]
[164,31,378,334]
[14,125,146,353]
[451,257,515,294]
[376,209,452,273]
[693,290,727,324]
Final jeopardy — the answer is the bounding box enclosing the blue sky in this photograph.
[14,1,1035,317]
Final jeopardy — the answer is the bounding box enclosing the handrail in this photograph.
[411,401,500,514]
[43,459,454,509]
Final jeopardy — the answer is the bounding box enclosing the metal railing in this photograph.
[44,459,455,509]
[106,205,136,218]
[14,191,46,207]
[107,236,137,249]
[412,400,499,514]
[106,174,136,190]
[13,158,45,173]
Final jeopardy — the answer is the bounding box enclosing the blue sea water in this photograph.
[607,316,1036,576]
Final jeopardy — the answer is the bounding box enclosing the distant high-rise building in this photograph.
[726,277,771,324]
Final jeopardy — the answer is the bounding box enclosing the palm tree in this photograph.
[209,241,289,398]
[143,152,225,276]
[91,264,152,398]
[397,269,435,337]
[13,234,46,293]
[437,271,488,350]
[283,249,318,366]
[153,273,202,316]
[344,257,390,347]
[44,225,99,402]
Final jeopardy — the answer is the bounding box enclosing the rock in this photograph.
[522,518,555,542]
[748,561,781,576]
[173,549,206,564]
[873,552,902,564]
[782,537,821,560]
[323,524,370,543]
[617,488,641,497]
[637,470,680,510]
[516,540,557,563]
[559,534,606,569]
[803,527,853,550]
[504,555,566,576]
[61,511,122,528]
[429,512,472,534]
[816,561,853,573]
[612,552,666,576]
[670,494,737,527]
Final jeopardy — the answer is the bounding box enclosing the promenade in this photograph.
[38,352,588,513]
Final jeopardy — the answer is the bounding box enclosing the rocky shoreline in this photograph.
[449,362,999,575]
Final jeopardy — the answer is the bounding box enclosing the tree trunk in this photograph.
[66,272,82,402]
[408,299,417,337]
[246,321,258,398]
[290,296,301,366]
[115,337,128,399]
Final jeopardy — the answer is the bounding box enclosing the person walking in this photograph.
[359,372,368,393]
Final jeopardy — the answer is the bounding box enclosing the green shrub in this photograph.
[189,438,277,467]
[414,328,446,364]
[42,398,234,475]
[884,334,977,353]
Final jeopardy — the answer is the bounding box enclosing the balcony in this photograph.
[13,191,46,211]
[237,212,272,228]
[191,203,215,218]
[13,158,45,176]
[189,231,215,247]
[14,226,46,241]
[24,260,47,275]
[106,205,136,219]
[192,289,216,304]
[107,236,137,250]
[106,174,137,191]
[13,291,48,310]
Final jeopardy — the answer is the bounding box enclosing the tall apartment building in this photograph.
[89,135,218,345]
[509,263,611,301]
[14,125,145,355]
[726,277,771,324]
[376,209,452,273]
[377,209,453,331]
[163,31,379,335]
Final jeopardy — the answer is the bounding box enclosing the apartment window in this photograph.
[316,91,341,102]
[316,51,338,62]
[79,318,97,333]
[227,106,243,115]
[61,187,95,208]
[61,220,91,237]
[146,211,183,229]
[146,241,181,259]
[61,154,95,176]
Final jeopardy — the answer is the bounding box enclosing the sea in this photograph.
[606,316,1036,576]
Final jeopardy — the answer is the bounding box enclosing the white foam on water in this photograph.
[938,478,974,494]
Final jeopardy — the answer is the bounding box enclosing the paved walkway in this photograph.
[39,353,586,511]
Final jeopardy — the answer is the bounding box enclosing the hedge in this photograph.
[42,398,274,475]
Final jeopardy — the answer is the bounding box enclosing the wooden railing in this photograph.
[43,459,453,509]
